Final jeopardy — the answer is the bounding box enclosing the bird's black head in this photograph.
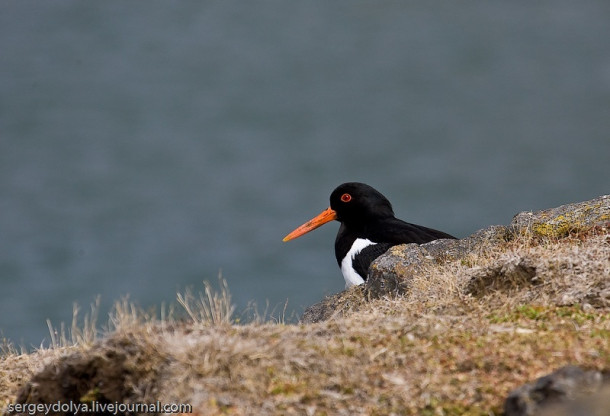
[329,182,394,226]
[282,182,395,242]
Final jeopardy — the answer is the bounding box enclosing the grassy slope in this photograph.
[1,231,609,415]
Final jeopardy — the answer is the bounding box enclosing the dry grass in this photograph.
[1,230,609,415]
[177,277,235,326]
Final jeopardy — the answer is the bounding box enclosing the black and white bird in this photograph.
[283,182,456,288]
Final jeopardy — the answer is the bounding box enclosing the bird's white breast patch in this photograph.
[341,238,376,288]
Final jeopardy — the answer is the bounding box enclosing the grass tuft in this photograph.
[176,277,235,326]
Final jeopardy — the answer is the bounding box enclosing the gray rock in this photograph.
[511,194,610,238]
[367,225,510,298]
[365,242,428,298]
[504,365,608,416]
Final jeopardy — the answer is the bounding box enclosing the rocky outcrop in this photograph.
[511,194,610,238]
[301,195,609,324]
[366,225,509,299]
[504,365,610,416]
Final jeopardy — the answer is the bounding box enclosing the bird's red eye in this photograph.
[341,193,352,203]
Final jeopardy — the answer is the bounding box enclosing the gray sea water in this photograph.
[1,1,609,347]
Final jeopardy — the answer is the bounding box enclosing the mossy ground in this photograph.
[1,229,609,415]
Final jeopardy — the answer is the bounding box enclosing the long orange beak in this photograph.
[283,207,337,242]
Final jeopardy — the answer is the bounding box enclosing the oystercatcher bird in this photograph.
[283,182,456,288]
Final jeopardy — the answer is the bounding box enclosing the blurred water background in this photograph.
[1,1,609,348]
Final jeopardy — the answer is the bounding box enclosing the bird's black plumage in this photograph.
[330,183,456,275]
[283,182,457,287]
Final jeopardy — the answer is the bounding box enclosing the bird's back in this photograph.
[335,217,457,287]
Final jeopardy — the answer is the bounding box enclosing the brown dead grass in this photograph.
[1,230,609,415]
